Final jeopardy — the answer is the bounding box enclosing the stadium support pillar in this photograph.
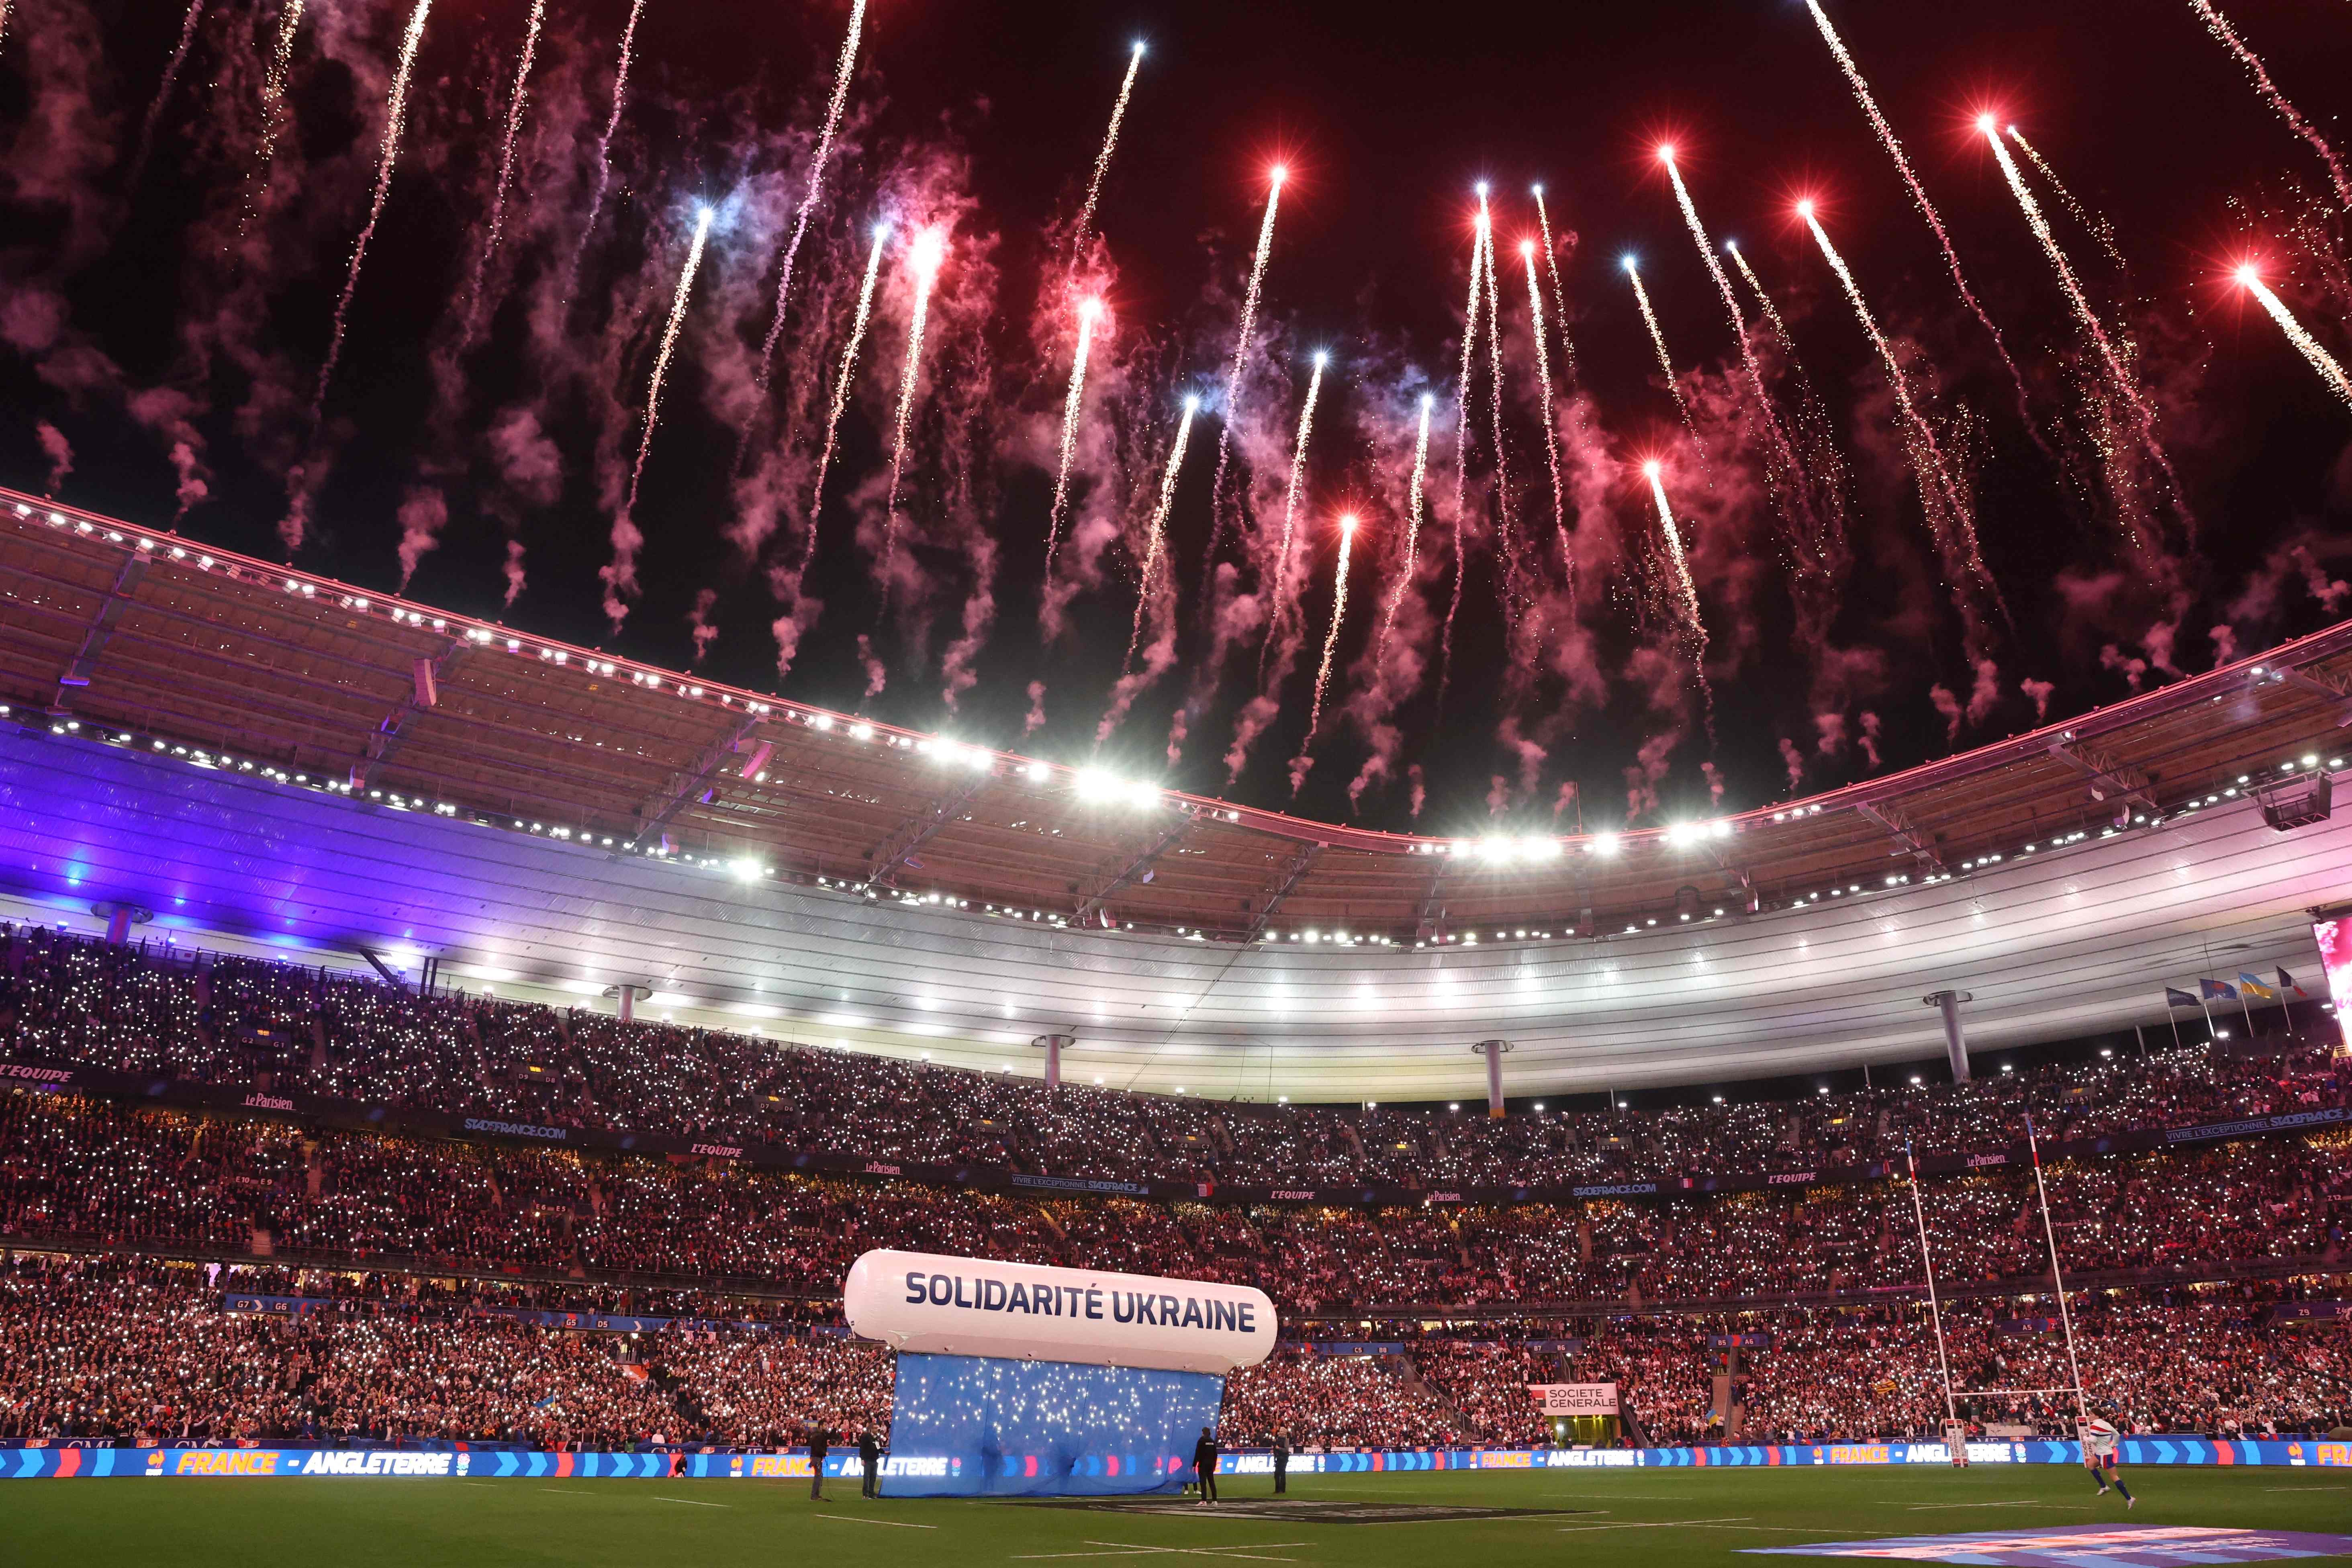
[90,902,151,946]
[603,983,652,1024]
[1923,990,1974,1083]
[1032,1034,1075,1090]
[1472,1039,1514,1117]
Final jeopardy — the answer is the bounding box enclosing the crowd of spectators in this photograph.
[4,924,2342,1192]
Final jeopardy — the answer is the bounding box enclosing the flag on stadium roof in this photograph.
[2236,973,2275,1000]
[2276,967,2307,997]
[2200,979,2238,1001]
[2163,987,2199,1008]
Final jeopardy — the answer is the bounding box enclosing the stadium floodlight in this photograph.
[1591,832,1620,856]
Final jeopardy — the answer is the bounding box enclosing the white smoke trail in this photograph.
[1261,350,1329,677]
[312,0,433,416]
[1725,241,1792,343]
[1099,395,1201,743]
[2241,268,2352,410]
[1519,240,1569,577]
[1644,464,1710,691]
[807,222,892,550]
[877,228,947,597]
[567,0,647,299]
[1072,41,1145,266]
[1302,515,1357,745]
[2184,0,2352,213]
[1043,297,1102,575]
[603,202,715,628]
[130,0,206,187]
[1624,259,1686,414]
[1531,185,1577,384]
[2007,129,2126,270]
[751,0,866,387]
[1377,395,1434,661]
[461,0,546,344]
[1437,199,1489,710]
[1202,170,1285,562]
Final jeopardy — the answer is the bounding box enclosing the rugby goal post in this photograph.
[1941,1420,1970,1466]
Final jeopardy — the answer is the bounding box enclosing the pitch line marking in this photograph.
[654,1496,731,1507]
[1898,1501,2096,1510]
[815,1512,938,1527]
[1013,1544,1314,1561]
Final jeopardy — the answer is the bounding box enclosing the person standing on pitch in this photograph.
[2081,1412,2133,1508]
[807,1422,830,1501]
[1272,1432,1289,1495]
[1193,1426,1220,1505]
[858,1428,880,1499]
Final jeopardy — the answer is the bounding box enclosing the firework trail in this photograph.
[1725,240,1792,344]
[1801,202,1996,609]
[877,227,948,599]
[265,0,302,94]
[1643,462,1708,675]
[1301,514,1359,750]
[2007,128,2125,269]
[1377,394,1434,661]
[1801,0,2038,428]
[243,0,308,219]
[1981,122,2181,491]
[1100,395,1200,742]
[618,204,715,534]
[311,0,433,418]
[1202,168,1286,573]
[1531,184,1577,383]
[751,0,866,389]
[460,0,546,344]
[1072,41,1145,268]
[805,222,891,555]
[2238,265,2352,410]
[1043,297,1102,575]
[130,0,206,188]
[1623,258,1688,416]
[2185,0,2352,213]
[1437,193,1490,711]
[1480,192,1519,605]
[566,0,647,300]
[1519,239,1571,582]
[1261,350,1330,679]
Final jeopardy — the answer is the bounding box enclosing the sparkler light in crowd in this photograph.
[1799,201,1994,602]
[1301,513,1359,751]
[1204,166,1287,558]
[1979,118,2177,482]
[1531,184,1576,382]
[1073,41,1146,267]
[1044,297,1103,575]
[2235,264,2352,411]
[1643,460,1710,686]
[807,222,892,554]
[2007,127,2125,270]
[462,0,547,343]
[752,0,866,388]
[312,0,434,416]
[1623,257,1687,415]
[567,0,646,299]
[1264,350,1330,675]
[619,204,715,530]
[1377,394,1435,662]
[878,226,948,596]
[2184,0,2352,214]
[1103,395,1201,740]
[1801,0,2035,420]
[1725,240,1792,344]
[1520,239,1571,578]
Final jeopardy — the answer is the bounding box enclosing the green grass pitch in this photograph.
[6,1464,2348,1566]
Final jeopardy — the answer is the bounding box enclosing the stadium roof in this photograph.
[2,489,2349,1098]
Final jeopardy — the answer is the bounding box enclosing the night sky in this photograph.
[6,0,2352,839]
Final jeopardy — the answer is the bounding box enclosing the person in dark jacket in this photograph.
[1272,1433,1289,1494]
[1193,1427,1219,1505]
[807,1424,829,1501]
[858,1429,881,1498]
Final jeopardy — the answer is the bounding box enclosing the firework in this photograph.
[877,227,948,596]
[462,0,547,344]
[806,223,892,552]
[1263,350,1330,677]
[243,0,309,221]
[1520,239,1571,577]
[1801,0,2035,420]
[1530,184,1577,382]
[618,203,716,533]
[264,0,303,97]
[2007,127,2125,269]
[1437,192,1488,713]
[1377,394,1434,662]
[2237,265,2352,411]
[1725,240,1792,344]
[1800,203,1992,596]
[2185,0,2352,213]
[1302,514,1359,746]
[1622,258,1686,415]
[313,0,433,416]
[1480,190,1518,603]
[752,0,866,388]
[1202,168,1286,568]
[1043,297,1103,575]
[1115,396,1202,693]
[1980,120,2176,481]
[1073,41,1146,266]
[1643,461,1710,681]
[568,0,646,298]
[131,0,207,187]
